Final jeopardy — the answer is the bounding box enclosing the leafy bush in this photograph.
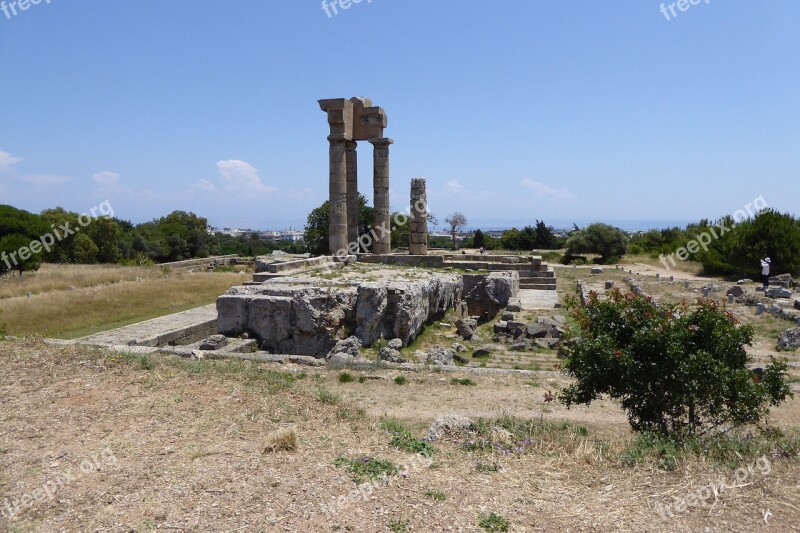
[338,372,355,383]
[559,290,792,437]
[394,375,407,385]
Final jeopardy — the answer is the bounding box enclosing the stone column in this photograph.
[345,140,359,250]
[328,134,349,255]
[409,178,428,255]
[370,138,393,255]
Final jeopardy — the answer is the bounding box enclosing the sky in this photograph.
[1,0,798,232]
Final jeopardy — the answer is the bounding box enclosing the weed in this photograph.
[387,520,410,533]
[138,355,154,371]
[358,375,367,384]
[620,428,800,471]
[461,416,595,457]
[373,338,389,351]
[380,418,436,456]
[394,375,407,385]
[338,372,355,383]
[317,387,341,405]
[424,489,447,501]
[478,512,510,532]
[333,456,398,484]
[336,405,366,421]
[476,461,501,473]
[450,377,476,386]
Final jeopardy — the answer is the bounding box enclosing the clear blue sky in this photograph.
[1,0,798,231]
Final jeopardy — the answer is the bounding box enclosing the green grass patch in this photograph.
[338,371,355,383]
[387,520,410,533]
[620,427,800,471]
[333,456,398,484]
[450,377,476,386]
[424,489,447,501]
[380,417,436,457]
[394,375,407,385]
[478,512,510,532]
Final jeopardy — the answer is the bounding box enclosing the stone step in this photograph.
[520,282,557,290]
[251,259,344,282]
[518,271,555,278]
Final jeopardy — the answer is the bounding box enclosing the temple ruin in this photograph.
[319,97,393,255]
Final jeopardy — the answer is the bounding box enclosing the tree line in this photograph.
[0,205,218,275]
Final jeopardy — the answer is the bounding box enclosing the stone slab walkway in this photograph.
[75,304,218,347]
[518,289,560,310]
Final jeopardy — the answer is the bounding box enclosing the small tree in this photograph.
[303,194,374,255]
[0,234,42,276]
[445,212,467,250]
[564,223,627,264]
[559,290,791,438]
[473,229,485,249]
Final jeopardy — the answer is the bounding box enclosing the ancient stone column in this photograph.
[370,138,393,255]
[328,134,349,255]
[409,178,428,255]
[345,140,359,250]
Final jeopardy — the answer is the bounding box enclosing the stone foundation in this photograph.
[216,270,519,357]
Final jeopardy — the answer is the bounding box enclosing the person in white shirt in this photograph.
[760,257,771,289]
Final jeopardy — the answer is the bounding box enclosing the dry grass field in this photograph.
[1,262,799,531]
[0,339,798,532]
[0,264,249,339]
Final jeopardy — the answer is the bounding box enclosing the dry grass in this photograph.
[0,339,798,532]
[0,263,171,299]
[263,428,298,453]
[0,268,247,338]
[618,253,704,275]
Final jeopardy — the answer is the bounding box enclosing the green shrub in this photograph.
[338,372,355,383]
[373,338,389,351]
[358,375,367,384]
[450,377,476,386]
[394,375,407,385]
[564,223,628,264]
[478,512,510,532]
[560,290,792,438]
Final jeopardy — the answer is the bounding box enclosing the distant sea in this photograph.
[463,220,693,232]
[243,219,693,234]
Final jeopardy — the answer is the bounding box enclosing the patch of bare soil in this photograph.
[1,339,799,532]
